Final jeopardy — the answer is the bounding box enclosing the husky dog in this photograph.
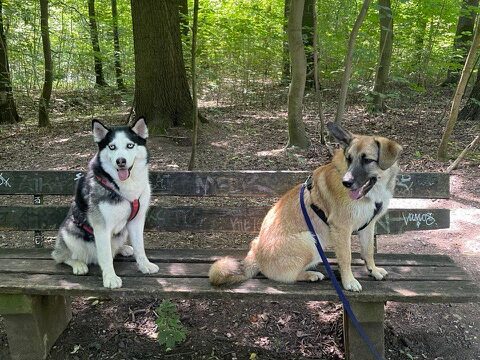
[52,117,159,289]
[209,122,402,292]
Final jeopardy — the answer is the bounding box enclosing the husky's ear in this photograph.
[92,119,109,143]
[326,122,353,147]
[131,117,148,139]
[375,137,402,170]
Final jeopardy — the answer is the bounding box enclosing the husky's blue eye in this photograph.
[108,144,116,150]
[127,143,135,149]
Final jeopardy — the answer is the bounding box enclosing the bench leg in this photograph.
[0,294,72,360]
[343,301,385,360]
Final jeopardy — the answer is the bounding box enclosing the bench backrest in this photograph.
[0,171,450,240]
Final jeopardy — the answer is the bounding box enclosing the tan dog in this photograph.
[209,123,402,292]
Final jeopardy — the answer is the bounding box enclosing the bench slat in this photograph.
[0,206,450,235]
[0,258,468,281]
[0,248,457,267]
[0,273,476,303]
[0,171,449,198]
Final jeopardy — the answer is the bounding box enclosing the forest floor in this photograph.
[0,86,479,360]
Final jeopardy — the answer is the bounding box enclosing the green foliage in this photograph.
[155,300,187,351]
[0,0,467,106]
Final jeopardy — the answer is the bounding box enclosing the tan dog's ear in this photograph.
[375,137,402,170]
[327,122,353,147]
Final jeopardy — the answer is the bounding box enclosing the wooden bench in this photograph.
[0,170,478,360]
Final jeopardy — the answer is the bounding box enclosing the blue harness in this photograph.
[299,181,384,360]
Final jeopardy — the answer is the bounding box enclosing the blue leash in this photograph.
[299,184,384,360]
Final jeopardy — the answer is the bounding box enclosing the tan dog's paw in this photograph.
[369,266,388,280]
[306,271,325,282]
[342,276,362,292]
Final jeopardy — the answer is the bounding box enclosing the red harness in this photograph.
[75,175,140,237]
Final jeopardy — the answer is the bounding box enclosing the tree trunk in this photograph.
[281,0,290,84]
[459,63,480,121]
[179,0,189,37]
[38,0,52,127]
[443,0,479,86]
[188,0,199,170]
[0,0,19,124]
[438,15,480,160]
[312,0,325,144]
[303,0,315,87]
[88,0,107,87]
[131,0,195,134]
[286,0,310,149]
[111,0,125,91]
[335,0,371,124]
[371,0,393,112]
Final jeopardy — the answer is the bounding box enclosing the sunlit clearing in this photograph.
[256,148,285,157]
[211,140,229,148]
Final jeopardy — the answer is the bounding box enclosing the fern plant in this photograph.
[155,300,187,350]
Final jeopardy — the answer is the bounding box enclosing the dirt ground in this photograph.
[0,87,479,359]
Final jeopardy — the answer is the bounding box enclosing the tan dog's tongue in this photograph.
[118,169,129,181]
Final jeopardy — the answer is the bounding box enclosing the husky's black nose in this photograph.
[116,158,127,168]
[342,180,354,188]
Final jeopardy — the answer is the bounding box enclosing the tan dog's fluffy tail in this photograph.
[209,246,259,286]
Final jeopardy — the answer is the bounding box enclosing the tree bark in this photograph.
[188,0,199,170]
[438,15,480,160]
[0,0,19,124]
[372,0,393,112]
[281,0,290,84]
[459,62,480,121]
[303,0,315,87]
[335,0,371,124]
[38,0,52,127]
[443,0,479,86]
[286,0,310,149]
[88,0,107,87]
[179,0,189,37]
[131,0,195,134]
[312,0,325,144]
[111,0,125,91]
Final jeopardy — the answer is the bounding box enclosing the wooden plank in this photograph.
[0,171,449,198]
[0,258,468,281]
[0,205,450,234]
[0,273,477,303]
[0,248,457,267]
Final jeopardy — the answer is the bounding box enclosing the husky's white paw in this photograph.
[370,266,388,280]
[137,260,159,274]
[119,245,134,257]
[66,259,89,275]
[342,276,363,292]
[306,271,325,282]
[103,272,122,289]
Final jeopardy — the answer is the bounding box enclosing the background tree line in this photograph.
[0,0,478,160]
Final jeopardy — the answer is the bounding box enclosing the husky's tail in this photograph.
[209,239,260,286]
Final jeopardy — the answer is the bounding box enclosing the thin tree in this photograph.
[0,0,20,124]
[88,0,107,87]
[131,0,197,134]
[303,0,315,86]
[371,0,393,112]
[438,15,480,160]
[38,0,52,127]
[188,0,199,170]
[442,0,479,86]
[459,60,480,120]
[335,0,371,124]
[312,0,325,144]
[111,0,125,90]
[286,0,310,148]
[281,0,290,84]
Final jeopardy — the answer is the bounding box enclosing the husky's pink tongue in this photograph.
[117,169,130,181]
[349,188,362,200]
